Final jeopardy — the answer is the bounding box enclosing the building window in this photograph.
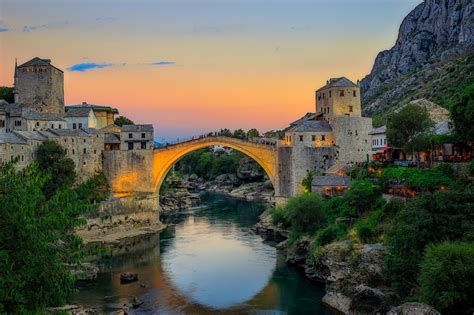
[321,135,326,141]
[349,106,353,112]
[64,139,67,143]
[0,120,4,127]
[340,90,344,97]
[83,148,87,154]
[58,124,62,129]
[141,133,145,138]
[36,122,40,127]
[329,91,332,98]
[78,123,83,129]
[83,162,86,166]
[128,133,133,139]
[14,120,22,126]
[51,124,54,129]
[72,138,74,143]
[353,90,357,97]
[128,142,133,150]
[384,138,387,145]
[311,135,316,141]
[141,141,147,149]
[299,135,303,142]
[83,139,86,143]
[72,149,75,154]
[73,123,77,129]
[94,150,97,154]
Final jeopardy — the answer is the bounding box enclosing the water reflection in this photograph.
[74,193,333,314]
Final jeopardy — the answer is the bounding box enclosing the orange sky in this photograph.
[0,0,421,140]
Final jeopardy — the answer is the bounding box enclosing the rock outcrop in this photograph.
[361,0,474,115]
[286,240,398,314]
[159,175,201,215]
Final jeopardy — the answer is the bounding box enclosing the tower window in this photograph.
[340,90,345,97]
[299,135,303,142]
[353,90,357,97]
[329,91,332,98]
[349,106,353,112]
[83,148,87,154]
[321,135,326,141]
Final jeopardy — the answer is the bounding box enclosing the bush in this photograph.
[469,159,474,176]
[345,180,382,216]
[384,188,474,297]
[75,173,110,204]
[270,206,289,228]
[314,223,346,247]
[284,193,326,234]
[419,242,474,314]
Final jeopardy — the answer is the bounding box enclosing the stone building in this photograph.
[5,106,65,132]
[311,175,351,197]
[65,107,98,129]
[120,124,154,150]
[65,102,118,129]
[278,77,372,195]
[14,57,64,114]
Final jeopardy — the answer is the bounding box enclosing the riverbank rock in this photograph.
[253,210,288,239]
[132,296,144,308]
[388,302,441,315]
[120,272,138,284]
[160,175,201,215]
[46,305,98,314]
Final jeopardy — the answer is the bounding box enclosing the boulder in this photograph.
[120,272,138,284]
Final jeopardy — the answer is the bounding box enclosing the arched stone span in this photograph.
[151,137,279,195]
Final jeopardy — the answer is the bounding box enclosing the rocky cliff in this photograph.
[361,0,474,115]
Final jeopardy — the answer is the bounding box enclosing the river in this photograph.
[74,193,333,314]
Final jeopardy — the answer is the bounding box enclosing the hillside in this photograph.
[361,0,474,117]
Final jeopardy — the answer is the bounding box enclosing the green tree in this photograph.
[384,188,474,297]
[419,242,474,315]
[450,83,474,141]
[114,115,134,126]
[284,193,326,234]
[233,128,246,139]
[35,140,76,196]
[219,128,233,137]
[0,163,92,312]
[386,104,435,159]
[246,128,260,139]
[0,86,14,103]
[344,180,382,216]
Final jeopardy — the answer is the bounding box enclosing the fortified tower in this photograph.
[315,77,361,120]
[14,57,65,114]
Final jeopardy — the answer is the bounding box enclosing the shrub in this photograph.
[314,223,346,247]
[270,206,289,228]
[75,173,110,204]
[419,242,474,314]
[344,180,382,216]
[284,193,326,234]
[384,188,474,297]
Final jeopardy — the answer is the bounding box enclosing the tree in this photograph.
[450,83,474,141]
[246,128,260,139]
[35,140,76,196]
[386,104,435,159]
[0,163,92,312]
[0,86,14,103]
[384,188,474,297]
[284,193,326,234]
[264,130,285,140]
[418,242,474,315]
[233,128,246,139]
[114,115,134,126]
[219,128,232,137]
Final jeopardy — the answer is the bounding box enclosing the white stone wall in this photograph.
[371,133,387,149]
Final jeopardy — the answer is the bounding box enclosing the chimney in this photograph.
[82,101,87,105]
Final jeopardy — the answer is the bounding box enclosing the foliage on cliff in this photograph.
[449,82,474,141]
[0,162,98,312]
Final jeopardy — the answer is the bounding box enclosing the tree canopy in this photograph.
[114,115,134,126]
[450,83,474,142]
[35,140,76,196]
[0,86,14,103]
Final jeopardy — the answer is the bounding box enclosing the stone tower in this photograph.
[14,57,64,114]
[315,77,361,121]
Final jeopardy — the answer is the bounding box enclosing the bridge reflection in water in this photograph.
[74,194,332,314]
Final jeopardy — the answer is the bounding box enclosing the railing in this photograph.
[155,132,278,148]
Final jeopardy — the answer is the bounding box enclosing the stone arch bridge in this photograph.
[102,136,334,211]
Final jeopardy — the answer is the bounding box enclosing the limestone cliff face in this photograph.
[361,0,474,115]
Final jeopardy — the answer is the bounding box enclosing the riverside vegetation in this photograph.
[0,140,109,313]
[268,164,473,314]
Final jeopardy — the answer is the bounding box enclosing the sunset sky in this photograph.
[0,0,421,141]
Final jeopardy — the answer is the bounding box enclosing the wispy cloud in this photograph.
[67,62,114,72]
[151,61,176,66]
[22,21,69,32]
[95,17,117,23]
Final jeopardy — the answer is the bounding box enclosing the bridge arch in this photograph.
[151,137,278,195]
